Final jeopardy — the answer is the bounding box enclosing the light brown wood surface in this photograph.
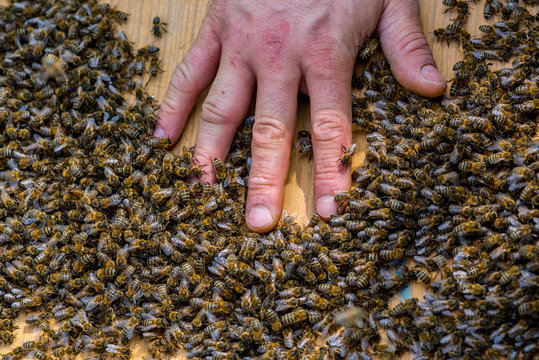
[0,0,507,358]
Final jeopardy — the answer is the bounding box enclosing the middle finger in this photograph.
[194,51,256,182]
[246,67,301,232]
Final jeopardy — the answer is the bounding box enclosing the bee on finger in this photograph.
[338,143,357,166]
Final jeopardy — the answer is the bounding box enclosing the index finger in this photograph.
[155,18,222,142]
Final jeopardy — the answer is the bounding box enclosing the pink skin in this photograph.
[155,0,446,233]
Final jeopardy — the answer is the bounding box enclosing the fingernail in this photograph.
[420,64,445,84]
[317,195,337,219]
[153,126,166,139]
[247,204,274,229]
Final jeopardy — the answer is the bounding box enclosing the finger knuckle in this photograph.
[397,30,432,59]
[248,173,276,192]
[200,99,230,126]
[312,110,347,144]
[171,61,195,93]
[303,41,352,78]
[252,117,288,149]
[159,93,181,115]
[315,162,339,183]
[304,45,338,74]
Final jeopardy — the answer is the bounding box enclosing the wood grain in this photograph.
[0,0,504,358]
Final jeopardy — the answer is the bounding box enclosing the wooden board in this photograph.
[0,0,514,358]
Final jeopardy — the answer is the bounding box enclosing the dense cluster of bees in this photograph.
[0,0,537,359]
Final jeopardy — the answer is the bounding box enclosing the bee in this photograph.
[318,252,338,276]
[182,263,202,285]
[248,318,263,342]
[262,308,282,331]
[519,180,537,202]
[52,347,65,358]
[498,265,520,286]
[317,284,341,296]
[282,309,307,326]
[378,183,401,198]
[149,57,162,77]
[517,301,539,316]
[305,292,329,310]
[239,237,257,263]
[458,161,484,174]
[359,37,379,61]
[296,265,316,283]
[75,310,93,333]
[296,130,313,159]
[339,143,357,166]
[449,80,461,96]
[134,55,146,75]
[387,199,413,214]
[496,193,516,210]
[270,257,285,281]
[53,306,76,321]
[42,53,67,77]
[388,299,417,317]
[412,269,431,284]
[442,0,468,12]
[212,158,227,181]
[152,16,168,37]
[103,166,119,185]
[112,9,129,21]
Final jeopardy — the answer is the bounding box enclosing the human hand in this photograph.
[155,0,446,232]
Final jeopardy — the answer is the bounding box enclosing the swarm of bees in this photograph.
[0,0,537,359]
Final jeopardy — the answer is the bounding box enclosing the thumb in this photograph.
[377,0,446,98]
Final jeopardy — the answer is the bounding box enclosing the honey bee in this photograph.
[519,179,537,202]
[387,199,413,214]
[412,168,433,186]
[412,269,431,284]
[149,57,162,77]
[388,299,417,317]
[359,37,379,60]
[378,183,401,198]
[317,284,341,296]
[517,301,539,316]
[75,310,93,333]
[317,252,338,276]
[239,237,257,263]
[282,309,307,326]
[213,158,227,181]
[339,143,357,166]
[152,16,168,37]
[182,263,202,285]
[296,130,313,159]
[41,53,67,78]
[296,265,316,283]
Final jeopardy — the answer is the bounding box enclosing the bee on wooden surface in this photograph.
[296,130,313,159]
[412,268,432,284]
[148,57,162,78]
[152,16,168,37]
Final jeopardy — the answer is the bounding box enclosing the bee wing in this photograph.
[106,344,121,354]
[379,268,393,279]
[205,310,218,323]
[81,296,99,312]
